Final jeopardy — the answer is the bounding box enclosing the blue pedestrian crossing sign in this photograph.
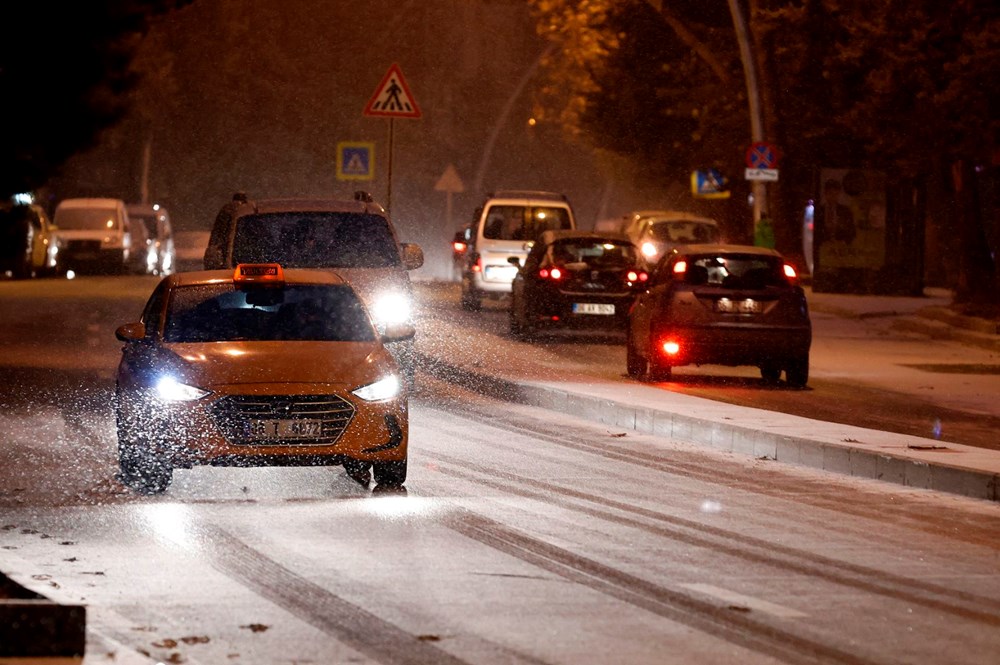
[337,142,374,181]
[690,168,730,199]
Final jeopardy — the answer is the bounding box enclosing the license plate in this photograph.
[248,419,326,440]
[715,298,761,314]
[573,302,615,315]
[484,265,518,281]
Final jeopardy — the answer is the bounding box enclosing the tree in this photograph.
[0,1,190,200]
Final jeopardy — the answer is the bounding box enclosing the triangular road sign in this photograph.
[364,64,421,119]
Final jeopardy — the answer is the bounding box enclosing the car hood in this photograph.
[161,340,394,389]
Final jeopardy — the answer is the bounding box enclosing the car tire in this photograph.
[373,458,407,487]
[116,404,172,494]
[344,458,371,486]
[625,330,647,378]
[760,363,782,383]
[460,286,481,312]
[785,354,809,387]
[648,362,673,381]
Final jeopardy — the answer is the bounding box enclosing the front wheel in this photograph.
[118,439,173,494]
[373,458,407,487]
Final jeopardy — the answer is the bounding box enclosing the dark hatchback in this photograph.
[626,244,812,386]
[509,230,648,336]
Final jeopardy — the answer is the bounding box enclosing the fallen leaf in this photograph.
[181,636,210,645]
[417,634,441,642]
[240,624,269,633]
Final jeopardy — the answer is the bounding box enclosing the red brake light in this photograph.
[471,253,482,272]
[673,260,687,275]
[660,340,681,356]
[453,241,467,252]
[783,263,797,280]
[549,267,563,280]
[539,268,549,278]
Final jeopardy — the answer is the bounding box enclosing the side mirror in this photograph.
[381,322,416,343]
[115,322,146,342]
[400,243,424,270]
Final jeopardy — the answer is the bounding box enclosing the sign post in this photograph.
[363,64,422,215]
[744,141,780,238]
[434,164,465,232]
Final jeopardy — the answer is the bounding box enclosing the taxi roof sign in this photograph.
[234,263,284,283]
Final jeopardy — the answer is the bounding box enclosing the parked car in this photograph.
[51,197,134,274]
[0,201,58,278]
[202,191,423,385]
[127,203,175,275]
[113,263,413,494]
[509,230,647,336]
[626,244,811,386]
[450,224,471,281]
[460,190,576,311]
[621,210,721,270]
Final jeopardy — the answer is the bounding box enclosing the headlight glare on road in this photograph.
[352,375,400,402]
[155,376,209,401]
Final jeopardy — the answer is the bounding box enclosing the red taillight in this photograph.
[452,241,467,253]
[783,263,797,280]
[660,339,680,356]
[471,253,482,273]
[673,260,687,275]
[626,270,649,283]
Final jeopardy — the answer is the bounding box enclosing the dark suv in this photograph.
[203,192,424,383]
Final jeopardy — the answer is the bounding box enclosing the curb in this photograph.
[0,574,85,659]
[892,314,1000,353]
[416,353,1000,503]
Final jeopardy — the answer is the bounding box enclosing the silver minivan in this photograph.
[460,190,576,311]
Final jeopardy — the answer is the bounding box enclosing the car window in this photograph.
[232,213,400,268]
[687,254,785,289]
[549,240,637,267]
[162,283,377,343]
[140,281,169,336]
[483,205,572,241]
[53,207,120,230]
[647,221,719,244]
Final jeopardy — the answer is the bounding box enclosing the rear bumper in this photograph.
[651,324,811,366]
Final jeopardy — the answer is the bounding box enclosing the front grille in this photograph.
[209,394,356,446]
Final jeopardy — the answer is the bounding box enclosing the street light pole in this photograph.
[727,0,766,236]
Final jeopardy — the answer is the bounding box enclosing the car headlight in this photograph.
[371,292,412,326]
[641,241,659,258]
[155,376,209,401]
[352,375,400,402]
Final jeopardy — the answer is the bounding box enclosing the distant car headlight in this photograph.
[371,292,412,326]
[641,241,659,258]
[155,376,209,401]
[352,375,401,402]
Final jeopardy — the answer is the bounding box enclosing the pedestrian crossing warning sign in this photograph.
[364,64,422,119]
[337,142,374,181]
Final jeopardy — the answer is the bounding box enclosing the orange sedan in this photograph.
[113,264,412,494]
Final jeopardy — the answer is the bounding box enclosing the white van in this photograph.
[52,198,133,274]
[460,190,576,311]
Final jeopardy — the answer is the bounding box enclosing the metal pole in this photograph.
[386,118,394,216]
[727,0,766,235]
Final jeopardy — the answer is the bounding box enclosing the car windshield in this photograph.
[685,254,785,289]
[483,205,573,241]
[232,212,400,268]
[53,208,118,230]
[648,220,718,244]
[162,283,377,343]
[550,239,637,267]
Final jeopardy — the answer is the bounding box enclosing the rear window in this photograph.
[231,212,400,268]
[550,239,637,267]
[648,220,718,244]
[682,254,786,289]
[163,283,376,343]
[54,207,120,231]
[482,205,573,241]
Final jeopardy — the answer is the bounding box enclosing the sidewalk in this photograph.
[414,283,1000,503]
